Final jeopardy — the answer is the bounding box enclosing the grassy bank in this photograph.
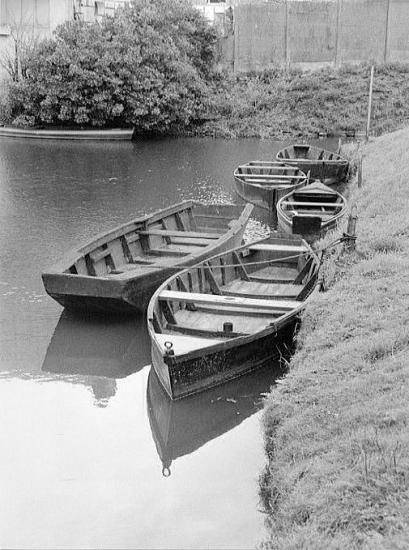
[260,128,409,548]
[195,64,409,139]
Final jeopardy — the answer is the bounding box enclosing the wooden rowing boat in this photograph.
[276,181,347,241]
[147,235,320,400]
[147,354,291,475]
[276,144,349,185]
[0,126,134,141]
[233,160,307,211]
[42,201,253,314]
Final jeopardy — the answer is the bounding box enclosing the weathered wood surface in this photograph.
[276,144,349,185]
[147,234,320,399]
[42,202,253,314]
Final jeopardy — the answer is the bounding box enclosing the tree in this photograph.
[9,0,219,132]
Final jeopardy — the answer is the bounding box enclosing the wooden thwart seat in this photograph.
[146,249,189,257]
[159,290,301,311]
[281,200,340,208]
[238,173,306,180]
[138,229,220,239]
[248,243,307,253]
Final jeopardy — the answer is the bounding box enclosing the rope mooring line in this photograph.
[119,234,356,272]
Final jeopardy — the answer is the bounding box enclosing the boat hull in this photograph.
[151,320,298,400]
[43,233,247,314]
[42,202,253,315]
[276,144,349,186]
[278,160,348,186]
[276,181,347,241]
[233,161,307,212]
[233,177,305,212]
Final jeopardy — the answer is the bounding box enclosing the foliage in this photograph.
[9,0,219,132]
[198,63,409,139]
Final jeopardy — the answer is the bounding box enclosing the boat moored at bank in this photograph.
[276,144,349,185]
[276,181,347,241]
[233,160,307,212]
[42,201,253,314]
[147,234,320,400]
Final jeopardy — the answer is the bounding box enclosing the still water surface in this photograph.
[0,136,334,549]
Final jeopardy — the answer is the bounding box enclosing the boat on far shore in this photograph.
[0,126,134,140]
[276,144,349,185]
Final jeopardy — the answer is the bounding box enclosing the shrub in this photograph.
[9,0,219,133]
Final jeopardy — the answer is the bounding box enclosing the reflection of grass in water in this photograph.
[260,127,409,548]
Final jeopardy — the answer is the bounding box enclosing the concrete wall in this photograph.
[231,0,409,72]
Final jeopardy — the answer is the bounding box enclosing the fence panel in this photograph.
[288,1,337,64]
[338,0,388,63]
[388,0,409,62]
[234,3,286,73]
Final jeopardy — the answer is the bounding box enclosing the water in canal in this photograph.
[0,136,335,549]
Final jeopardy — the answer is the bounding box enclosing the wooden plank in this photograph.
[233,251,250,281]
[238,174,305,180]
[175,211,187,231]
[248,243,307,253]
[120,235,133,263]
[125,232,140,245]
[159,290,301,311]
[290,212,334,218]
[166,323,246,339]
[204,263,222,295]
[222,279,300,299]
[89,248,112,263]
[236,164,305,172]
[280,158,344,165]
[281,200,340,208]
[293,257,313,284]
[146,249,188,257]
[138,229,220,239]
[194,304,284,318]
[193,214,235,221]
[239,164,300,171]
[168,237,212,247]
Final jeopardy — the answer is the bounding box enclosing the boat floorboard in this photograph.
[221,279,300,299]
[249,265,299,282]
[172,308,272,334]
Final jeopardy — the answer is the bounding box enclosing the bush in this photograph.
[9,0,219,133]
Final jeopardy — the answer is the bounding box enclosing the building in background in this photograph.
[0,0,129,80]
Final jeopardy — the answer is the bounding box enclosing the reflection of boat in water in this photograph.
[147,347,293,476]
[42,310,151,382]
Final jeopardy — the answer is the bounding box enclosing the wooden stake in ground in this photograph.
[366,66,375,140]
[357,152,363,188]
[345,205,358,251]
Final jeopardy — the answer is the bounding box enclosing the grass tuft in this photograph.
[260,126,409,548]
